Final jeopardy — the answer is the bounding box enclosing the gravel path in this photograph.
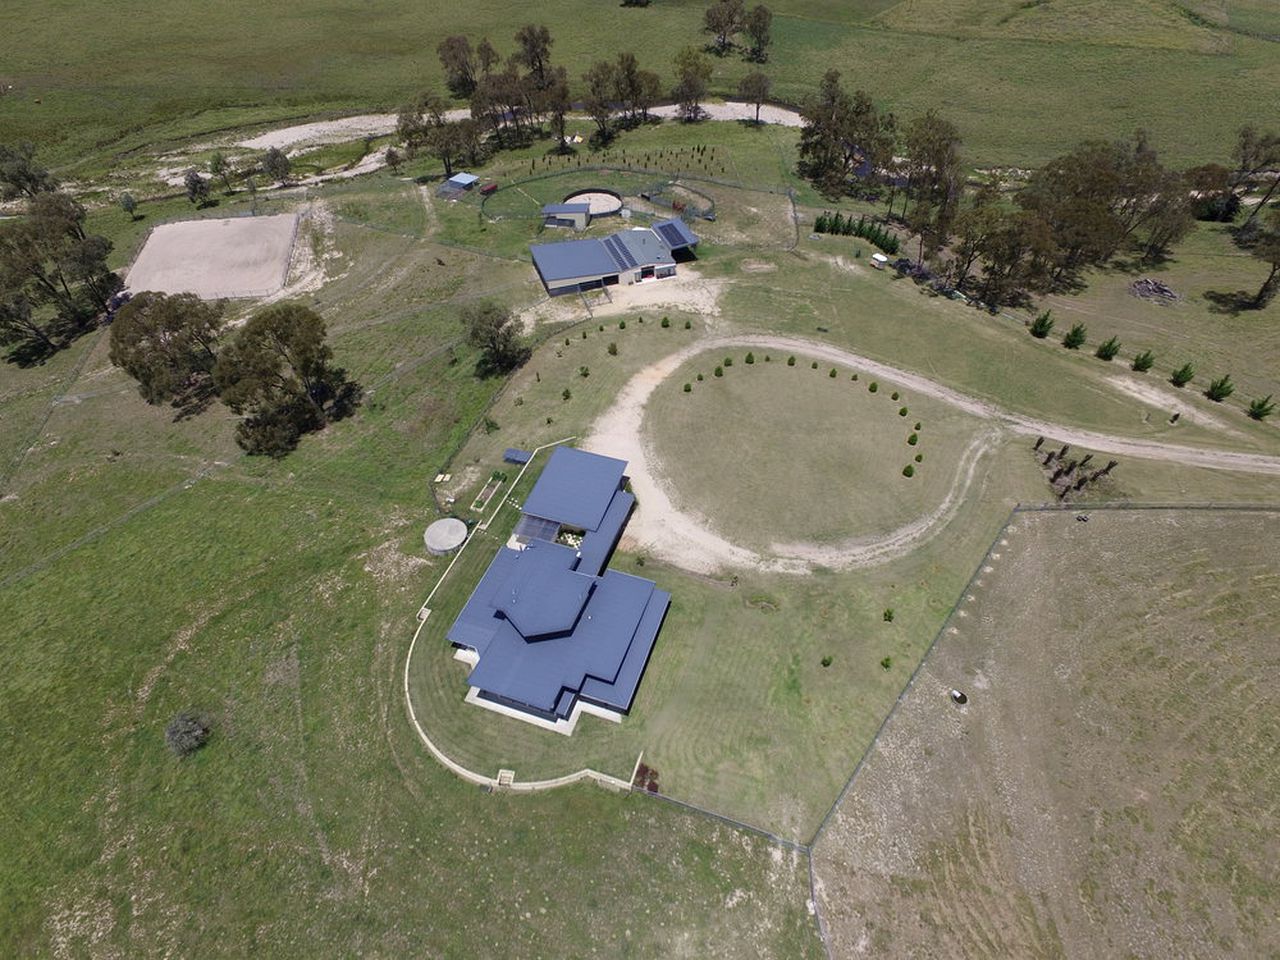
[584,333,1280,575]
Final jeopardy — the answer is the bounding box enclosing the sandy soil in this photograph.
[125,213,298,299]
[1105,372,1243,436]
[585,332,1280,575]
[518,269,727,334]
[651,102,803,127]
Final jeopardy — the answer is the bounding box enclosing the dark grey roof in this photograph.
[521,446,626,532]
[542,203,591,215]
[613,229,675,267]
[503,447,532,464]
[530,238,621,283]
[652,217,699,250]
[490,541,592,638]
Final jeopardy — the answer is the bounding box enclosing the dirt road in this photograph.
[584,333,1280,575]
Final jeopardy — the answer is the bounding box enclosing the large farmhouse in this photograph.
[447,447,670,733]
[529,218,699,296]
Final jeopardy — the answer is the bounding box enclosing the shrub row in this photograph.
[814,212,901,255]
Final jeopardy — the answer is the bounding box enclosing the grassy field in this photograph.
[812,508,1280,957]
[5,0,1280,174]
[0,181,829,956]
[4,120,1280,955]
[643,351,982,550]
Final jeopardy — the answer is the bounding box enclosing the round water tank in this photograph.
[424,517,468,556]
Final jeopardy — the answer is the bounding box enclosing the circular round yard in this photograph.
[641,352,984,553]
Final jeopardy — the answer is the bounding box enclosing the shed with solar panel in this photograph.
[528,220,698,296]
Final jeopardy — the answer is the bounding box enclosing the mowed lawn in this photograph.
[643,351,983,551]
[814,508,1280,957]
[5,0,1280,173]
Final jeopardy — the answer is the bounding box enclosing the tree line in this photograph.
[109,295,360,456]
[0,144,121,364]
[796,70,1280,309]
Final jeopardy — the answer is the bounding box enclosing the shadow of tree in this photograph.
[1204,289,1260,315]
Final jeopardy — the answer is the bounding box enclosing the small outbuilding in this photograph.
[541,203,592,231]
[437,172,480,199]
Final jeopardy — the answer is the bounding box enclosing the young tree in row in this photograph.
[672,47,713,122]
[108,292,224,409]
[463,300,530,375]
[737,70,771,124]
[704,0,744,55]
[0,141,58,200]
[744,5,773,62]
[213,303,360,457]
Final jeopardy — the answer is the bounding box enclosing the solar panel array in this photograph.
[656,222,689,249]
[602,235,638,271]
[514,514,561,543]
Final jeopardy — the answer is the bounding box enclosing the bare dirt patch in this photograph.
[126,213,299,299]
[813,509,1280,957]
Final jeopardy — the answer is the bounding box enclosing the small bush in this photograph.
[579,366,590,378]
[907,433,918,445]
[1095,336,1121,361]
[165,710,211,758]
[599,324,605,332]
[581,330,587,339]
[821,655,833,667]
[661,317,670,328]
[914,421,922,430]
[890,391,899,401]
[1131,349,1155,373]
[1170,362,1195,387]
[764,355,771,362]
[619,319,627,329]
[714,366,723,377]
[811,361,818,369]
[880,656,892,670]
[1248,395,1275,420]
[696,373,704,381]
[1205,374,1234,402]
[851,373,858,381]
[724,356,733,367]
[607,342,618,356]
[902,464,915,477]
[914,453,923,462]
[684,319,692,329]
[562,388,572,400]
[564,337,571,346]
[883,608,894,622]
[683,382,692,393]
[1029,310,1054,338]
[829,368,837,378]
[899,407,908,416]
[483,416,499,434]
[787,355,796,366]
[1062,323,1087,350]
[745,351,755,364]
[869,381,878,393]
[545,416,553,424]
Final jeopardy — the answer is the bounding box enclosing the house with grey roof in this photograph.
[446,447,670,733]
[529,218,699,296]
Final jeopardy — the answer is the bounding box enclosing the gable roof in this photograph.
[530,238,621,283]
[490,541,592,638]
[520,447,627,531]
[542,203,591,215]
[447,172,480,186]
